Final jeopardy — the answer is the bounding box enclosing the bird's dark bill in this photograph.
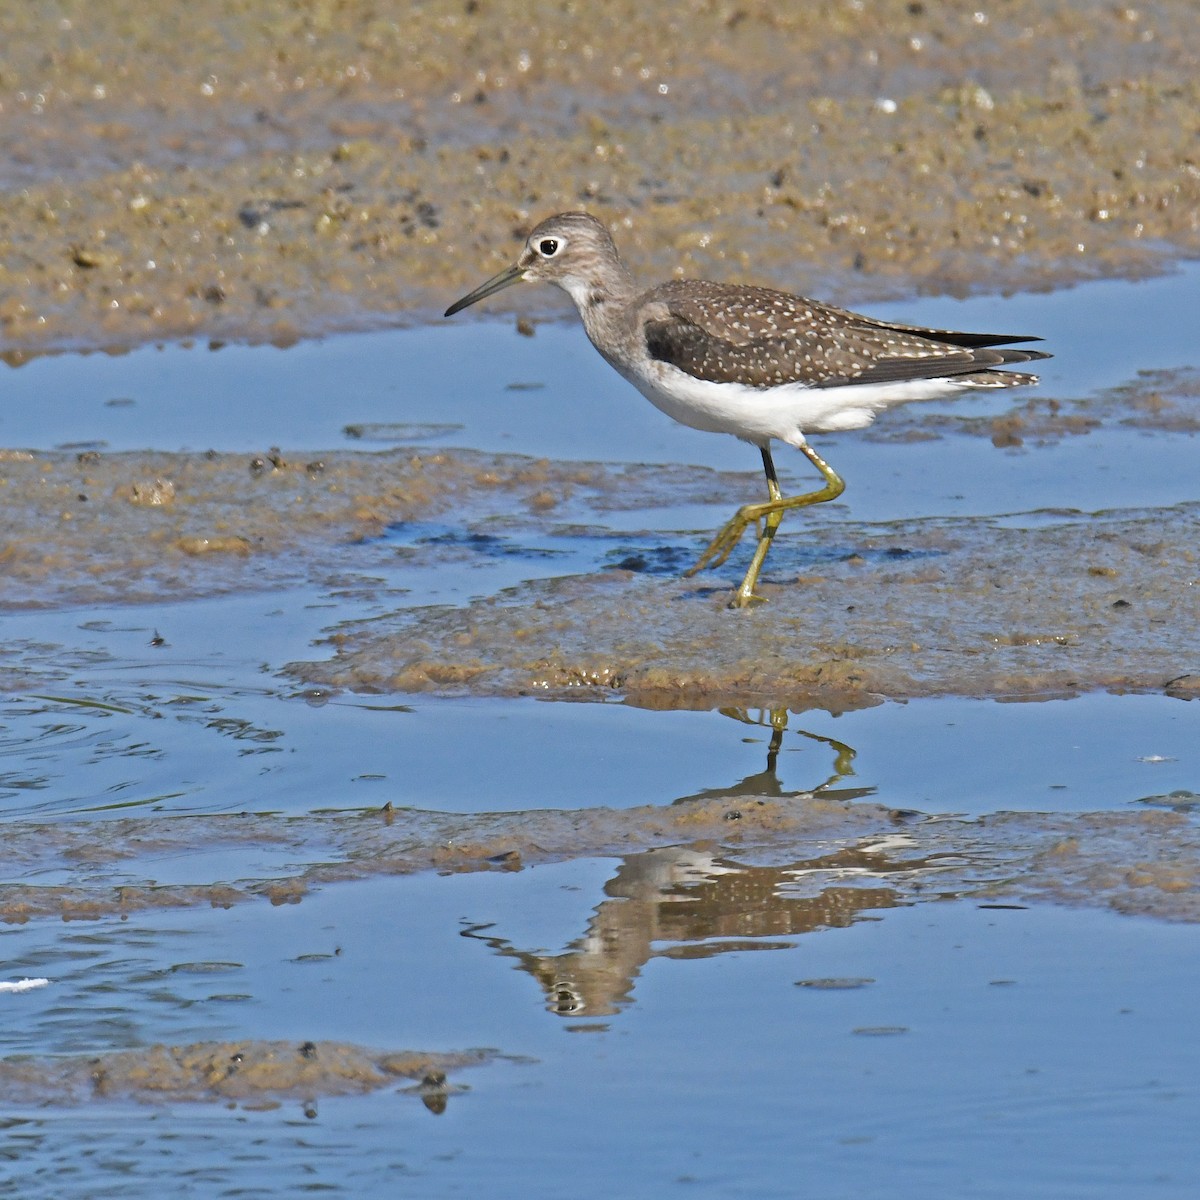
[444,263,525,316]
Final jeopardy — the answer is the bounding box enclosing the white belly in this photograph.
[612,357,970,448]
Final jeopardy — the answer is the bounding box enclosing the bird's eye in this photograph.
[537,238,559,257]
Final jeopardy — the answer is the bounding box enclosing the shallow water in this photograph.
[3,878,1199,1198]
[3,264,1199,518]
[1,589,1196,822]
[1,266,1199,1196]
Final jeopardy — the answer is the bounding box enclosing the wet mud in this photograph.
[0,445,700,609]
[0,1040,492,1107]
[1,1,1198,354]
[3,417,1196,704]
[292,502,1200,708]
[2,795,1198,932]
[866,364,1200,446]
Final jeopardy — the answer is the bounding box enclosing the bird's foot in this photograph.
[729,556,772,608]
[727,587,768,610]
[683,510,754,577]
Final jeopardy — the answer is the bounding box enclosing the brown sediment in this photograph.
[2,438,1196,704]
[866,366,1200,446]
[0,1040,494,1106]
[291,503,1200,708]
[0,1,1198,355]
[2,797,1198,925]
[0,446,657,610]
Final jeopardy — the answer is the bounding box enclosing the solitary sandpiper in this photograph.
[445,212,1049,608]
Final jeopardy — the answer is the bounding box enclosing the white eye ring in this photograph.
[536,237,561,257]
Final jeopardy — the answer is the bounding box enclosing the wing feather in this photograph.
[640,280,1047,389]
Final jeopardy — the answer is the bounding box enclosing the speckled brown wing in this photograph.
[641,280,1048,389]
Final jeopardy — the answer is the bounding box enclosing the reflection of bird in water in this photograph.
[672,706,870,804]
[462,844,912,1018]
[459,710,941,1019]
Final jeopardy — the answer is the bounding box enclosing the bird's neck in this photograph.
[560,262,639,347]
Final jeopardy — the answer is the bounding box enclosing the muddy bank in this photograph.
[3,430,1196,704]
[0,1040,492,1107]
[1,0,1198,354]
[292,502,1200,708]
[866,365,1200,446]
[0,445,717,609]
[2,797,1198,929]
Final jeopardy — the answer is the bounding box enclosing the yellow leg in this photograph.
[684,443,845,608]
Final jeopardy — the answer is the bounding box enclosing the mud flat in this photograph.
[0,1040,492,1107]
[0,446,748,607]
[291,499,1200,708]
[2,420,1196,705]
[0,0,1197,354]
[3,795,1199,925]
